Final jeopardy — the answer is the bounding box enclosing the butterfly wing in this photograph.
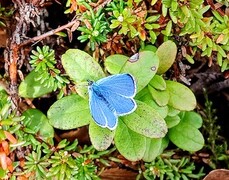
[96,74,136,98]
[88,89,118,130]
[95,74,137,115]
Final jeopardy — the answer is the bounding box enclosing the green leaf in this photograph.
[149,74,166,90]
[104,55,129,74]
[156,40,177,74]
[168,120,204,151]
[158,136,169,154]
[89,121,115,151]
[0,130,6,141]
[167,106,180,116]
[165,115,181,128]
[114,119,146,161]
[179,111,202,129]
[140,45,157,52]
[144,100,168,119]
[55,32,67,37]
[217,45,227,57]
[122,101,167,138]
[144,23,153,30]
[166,81,196,111]
[121,51,159,92]
[162,4,168,17]
[47,94,90,130]
[146,15,160,23]
[185,54,195,64]
[19,70,53,98]
[151,0,158,6]
[148,86,169,106]
[162,20,172,36]
[143,138,162,162]
[0,168,6,179]
[217,52,223,66]
[22,109,54,144]
[61,49,105,83]
[39,120,55,145]
[136,88,168,118]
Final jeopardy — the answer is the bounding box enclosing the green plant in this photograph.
[0,87,15,179]
[110,7,138,37]
[0,86,11,121]
[24,146,50,179]
[0,3,13,26]
[22,137,100,180]
[189,11,229,71]
[46,150,79,179]
[109,0,162,42]
[29,46,69,91]
[65,0,111,51]
[201,89,229,169]
[73,1,110,51]
[161,0,229,70]
[140,151,205,180]
[74,156,99,179]
[18,46,70,98]
[215,0,229,6]
[17,41,203,162]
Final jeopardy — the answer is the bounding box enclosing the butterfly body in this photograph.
[88,73,137,130]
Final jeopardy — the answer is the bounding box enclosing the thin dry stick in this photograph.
[91,0,112,11]
[20,19,80,47]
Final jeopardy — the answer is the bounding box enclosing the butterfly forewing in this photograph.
[96,74,136,97]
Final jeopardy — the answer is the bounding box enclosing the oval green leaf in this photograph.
[143,138,162,162]
[89,121,115,151]
[180,111,202,129]
[104,54,129,74]
[47,94,90,130]
[168,122,204,151]
[19,70,53,98]
[167,106,180,116]
[165,115,181,128]
[22,109,54,144]
[166,80,196,111]
[149,74,166,90]
[114,119,146,161]
[62,49,105,82]
[148,86,170,106]
[156,40,177,74]
[122,101,167,138]
[136,88,168,118]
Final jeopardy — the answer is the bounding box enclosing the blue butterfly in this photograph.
[88,73,137,130]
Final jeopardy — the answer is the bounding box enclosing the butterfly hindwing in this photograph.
[88,90,118,130]
[97,90,137,115]
[96,74,136,97]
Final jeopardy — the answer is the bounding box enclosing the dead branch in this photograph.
[20,19,80,47]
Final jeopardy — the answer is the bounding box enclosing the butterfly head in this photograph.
[87,80,94,86]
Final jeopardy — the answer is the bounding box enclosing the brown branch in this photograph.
[206,0,225,16]
[20,19,80,47]
[90,0,112,11]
